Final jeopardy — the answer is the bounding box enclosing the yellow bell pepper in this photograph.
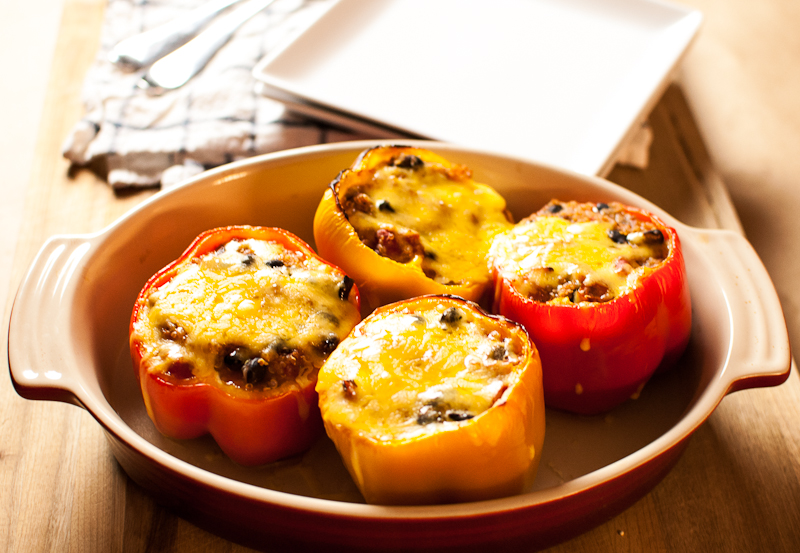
[316,295,545,505]
[313,146,512,311]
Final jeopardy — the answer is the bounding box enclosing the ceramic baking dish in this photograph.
[8,141,791,551]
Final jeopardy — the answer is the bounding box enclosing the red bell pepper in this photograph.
[130,226,361,465]
[490,202,692,414]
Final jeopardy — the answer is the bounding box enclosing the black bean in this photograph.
[317,333,340,355]
[439,307,462,326]
[242,357,268,384]
[643,229,664,244]
[416,404,444,425]
[608,229,628,244]
[338,275,355,301]
[489,345,506,361]
[342,379,357,399]
[594,202,610,212]
[265,259,285,268]
[223,346,249,371]
[377,199,395,213]
[394,154,424,170]
[546,203,563,213]
[445,410,474,422]
[416,401,473,424]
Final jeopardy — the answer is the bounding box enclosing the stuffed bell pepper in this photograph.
[490,200,692,415]
[316,295,545,505]
[313,146,512,311]
[129,225,361,466]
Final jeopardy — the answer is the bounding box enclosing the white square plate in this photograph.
[253,0,702,176]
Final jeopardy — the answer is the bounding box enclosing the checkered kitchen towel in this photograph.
[63,0,377,189]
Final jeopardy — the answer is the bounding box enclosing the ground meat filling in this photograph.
[496,200,670,304]
[215,340,307,389]
[339,155,434,264]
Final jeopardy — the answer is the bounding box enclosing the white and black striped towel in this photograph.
[63,0,376,189]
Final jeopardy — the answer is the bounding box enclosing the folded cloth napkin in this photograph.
[63,0,376,189]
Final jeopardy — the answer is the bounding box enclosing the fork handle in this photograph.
[108,0,245,70]
[141,0,277,92]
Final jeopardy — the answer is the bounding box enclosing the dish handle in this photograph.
[8,235,95,408]
[683,226,792,392]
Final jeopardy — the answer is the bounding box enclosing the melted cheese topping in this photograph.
[131,238,360,395]
[342,158,512,285]
[491,215,667,303]
[317,300,525,442]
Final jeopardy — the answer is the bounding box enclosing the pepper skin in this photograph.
[490,202,692,415]
[313,146,512,311]
[316,295,545,505]
[130,226,361,466]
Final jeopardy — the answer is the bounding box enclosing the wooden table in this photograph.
[3,0,800,550]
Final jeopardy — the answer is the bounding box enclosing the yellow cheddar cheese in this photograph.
[491,200,668,304]
[319,300,522,440]
[340,151,512,286]
[131,236,361,397]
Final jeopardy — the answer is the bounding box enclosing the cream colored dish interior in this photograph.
[9,141,789,507]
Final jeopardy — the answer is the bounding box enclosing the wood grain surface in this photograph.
[2,0,799,551]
